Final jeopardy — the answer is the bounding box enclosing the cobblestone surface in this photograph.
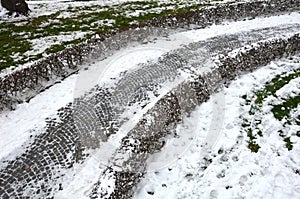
[1,1,300,198]
[89,33,300,198]
[1,25,298,198]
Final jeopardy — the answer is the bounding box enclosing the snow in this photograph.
[276,77,300,99]
[56,14,300,198]
[0,0,222,22]
[0,74,76,160]
[0,3,299,198]
[1,9,299,78]
[134,57,300,199]
[25,31,93,56]
[0,29,187,161]
[178,12,300,42]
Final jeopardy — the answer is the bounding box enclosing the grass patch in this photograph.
[271,95,300,121]
[248,141,260,153]
[254,69,300,104]
[241,67,300,152]
[0,0,217,70]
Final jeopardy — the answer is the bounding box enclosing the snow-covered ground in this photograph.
[0,1,299,198]
[0,0,235,18]
[134,56,300,199]
[2,12,299,162]
[0,0,241,75]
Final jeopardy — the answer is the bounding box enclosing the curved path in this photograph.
[0,2,300,199]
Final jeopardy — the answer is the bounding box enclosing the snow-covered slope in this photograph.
[134,55,300,199]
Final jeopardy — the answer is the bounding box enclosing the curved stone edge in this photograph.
[1,26,297,198]
[0,0,299,112]
[89,33,300,198]
[0,31,298,199]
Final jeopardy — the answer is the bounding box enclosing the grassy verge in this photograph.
[0,0,226,71]
[241,67,300,152]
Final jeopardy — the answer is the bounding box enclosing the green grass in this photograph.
[248,141,260,153]
[0,0,218,70]
[241,67,300,152]
[254,70,300,104]
[271,95,300,121]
